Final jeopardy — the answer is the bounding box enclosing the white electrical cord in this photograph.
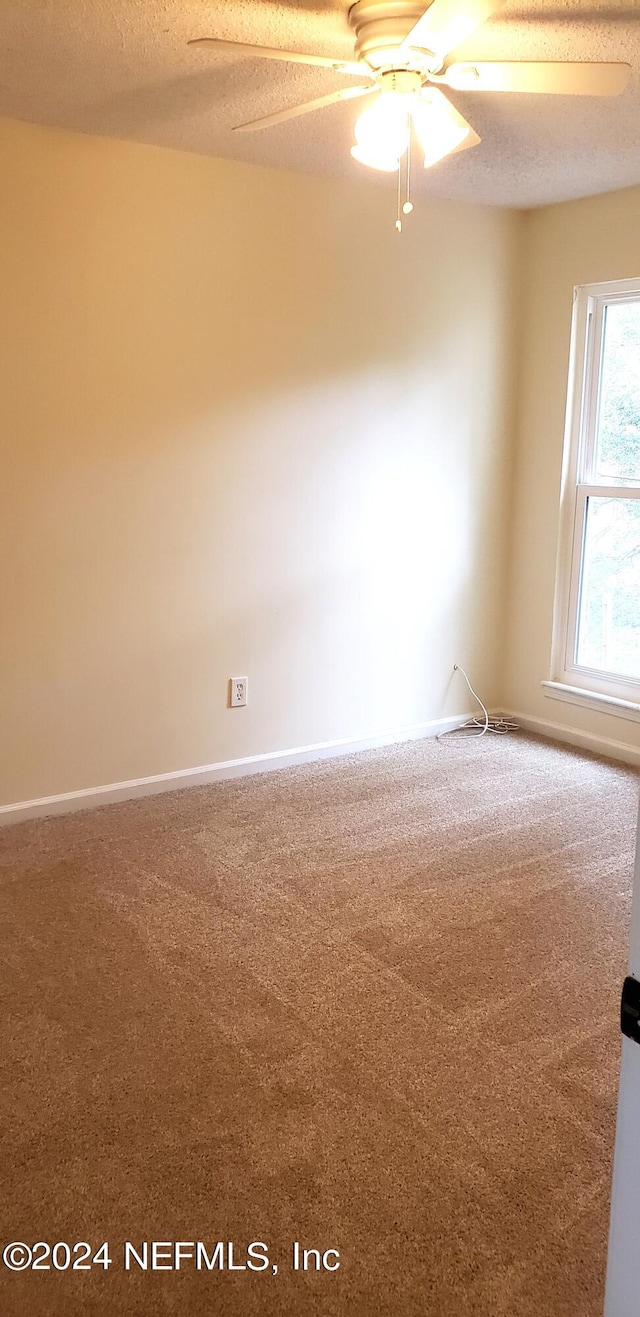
[438,665,519,741]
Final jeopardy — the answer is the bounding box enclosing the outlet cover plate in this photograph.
[230,676,248,708]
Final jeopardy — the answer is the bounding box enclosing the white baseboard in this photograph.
[0,711,478,827]
[502,709,640,769]
[6,707,635,829]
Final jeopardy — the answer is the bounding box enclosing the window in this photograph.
[549,278,640,714]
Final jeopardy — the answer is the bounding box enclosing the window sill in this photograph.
[542,680,640,724]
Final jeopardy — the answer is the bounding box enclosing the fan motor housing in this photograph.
[348,0,440,72]
[379,68,423,95]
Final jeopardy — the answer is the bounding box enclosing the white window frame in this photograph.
[547,277,640,717]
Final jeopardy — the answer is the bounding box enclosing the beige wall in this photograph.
[0,117,521,806]
[504,186,640,757]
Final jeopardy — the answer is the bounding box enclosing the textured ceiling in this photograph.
[1,1,640,207]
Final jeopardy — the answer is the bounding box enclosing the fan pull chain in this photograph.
[405,127,412,210]
[395,121,414,233]
[404,121,414,218]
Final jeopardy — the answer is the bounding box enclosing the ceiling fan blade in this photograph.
[443,60,632,95]
[188,38,368,78]
[234,85,377,133]
[402,0,507,60]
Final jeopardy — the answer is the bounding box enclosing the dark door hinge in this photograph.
[621,977,640,1043]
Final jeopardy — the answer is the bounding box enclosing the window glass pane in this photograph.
[575,496,640,679]
[595,301,640,484]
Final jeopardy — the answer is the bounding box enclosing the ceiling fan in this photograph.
[189,0,631,226]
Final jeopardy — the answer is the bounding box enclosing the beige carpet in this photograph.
[0,733,638,1317]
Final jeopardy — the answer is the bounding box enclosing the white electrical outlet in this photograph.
[230,676,248,708]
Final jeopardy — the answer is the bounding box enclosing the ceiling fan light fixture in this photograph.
[350,143,401,171]
[353,94,411,163]
[412,92,470,166]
